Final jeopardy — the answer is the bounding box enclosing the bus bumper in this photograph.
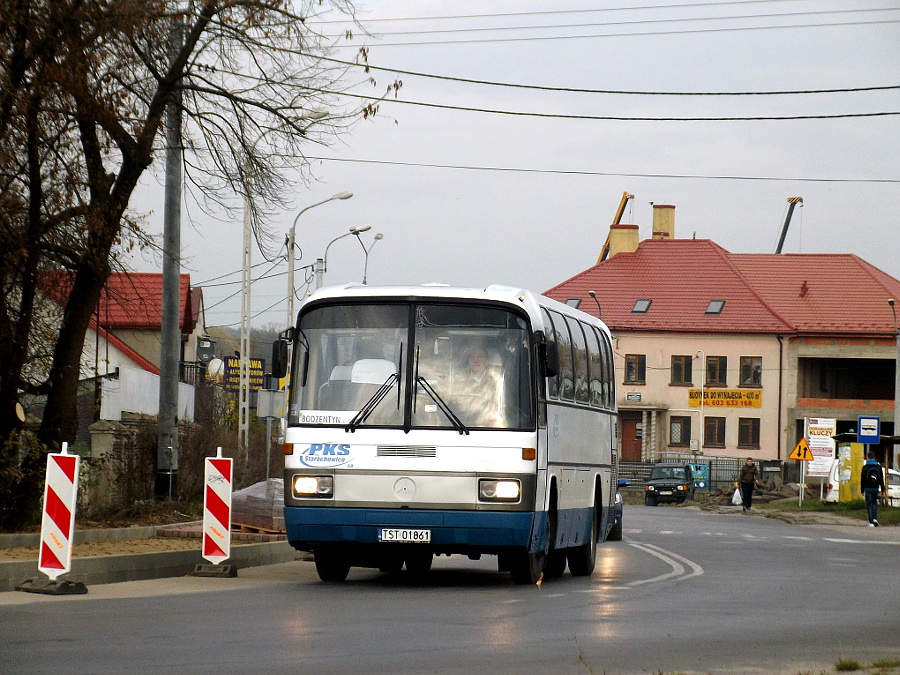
[284,506,538,552]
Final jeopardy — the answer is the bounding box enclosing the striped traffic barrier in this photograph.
[16,442,87,594]
[192,446,236,577]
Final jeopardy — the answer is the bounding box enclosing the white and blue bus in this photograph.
[271,284,618,584]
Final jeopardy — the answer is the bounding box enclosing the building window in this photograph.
[706,356,727,386]
[740,356,762,386]
[705,300,726,314]
[632,299,652,313]
[671,355,692,385]
[625,354,646,384]
[738,418,761,448]
[704,417,726,447]
[670,416,691,446]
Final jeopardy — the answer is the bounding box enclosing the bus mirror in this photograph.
[541,342,559,378]
[271,339,288,379]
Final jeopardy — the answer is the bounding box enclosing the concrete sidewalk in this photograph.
[0,525,302,593]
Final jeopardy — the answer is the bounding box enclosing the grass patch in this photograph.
[868,658,900,671]
[835,658,863,671]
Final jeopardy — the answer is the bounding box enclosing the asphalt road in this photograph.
[2,506,898,675]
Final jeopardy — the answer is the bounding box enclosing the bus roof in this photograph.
[300,283,609,332]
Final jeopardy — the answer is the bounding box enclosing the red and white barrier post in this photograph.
[38,442,79,580]
[17,442,87,594]
[193,446,236,577]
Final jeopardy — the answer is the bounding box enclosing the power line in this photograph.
[332,18,899,46]
[306,155,900,184]
[312,53,899,97]
[314,0,860,24]
[320,86,900,120]
[335,8,897,38]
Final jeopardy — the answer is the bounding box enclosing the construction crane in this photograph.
[597,191,634,264]
[774,197,803,254]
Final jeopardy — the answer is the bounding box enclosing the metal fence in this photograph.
[619,457,783,492]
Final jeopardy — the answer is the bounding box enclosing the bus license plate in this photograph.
[378,528,431,543]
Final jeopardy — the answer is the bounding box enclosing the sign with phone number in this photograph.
[688,389,761,408]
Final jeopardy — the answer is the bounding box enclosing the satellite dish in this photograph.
[207,357,225,382]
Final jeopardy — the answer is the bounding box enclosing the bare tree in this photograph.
[0,0,375,529]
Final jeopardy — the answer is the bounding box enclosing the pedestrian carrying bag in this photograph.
[732,488,742,505]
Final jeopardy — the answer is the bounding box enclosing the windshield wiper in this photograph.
[346,373,399,432]
[416,376,469,435]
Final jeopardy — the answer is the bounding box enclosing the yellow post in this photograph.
[837,442,864,502]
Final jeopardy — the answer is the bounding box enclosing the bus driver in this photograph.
[454,344,503,426]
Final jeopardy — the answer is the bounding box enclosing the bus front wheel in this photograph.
[314,548,351,582]
[508,548,545,585]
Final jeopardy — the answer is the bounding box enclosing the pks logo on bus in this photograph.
[298,443,352,468]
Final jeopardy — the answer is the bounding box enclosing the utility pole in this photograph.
[156,15,184,499]
[890,299,900,471]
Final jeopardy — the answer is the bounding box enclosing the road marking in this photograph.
[822,538,900,546]
[627,542,704,587]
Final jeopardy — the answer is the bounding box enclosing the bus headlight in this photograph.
[479,479,520,502]
[292,475,333,498]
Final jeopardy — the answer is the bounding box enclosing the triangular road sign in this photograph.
[789,438,814,461]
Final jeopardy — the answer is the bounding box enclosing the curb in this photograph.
[0,540,301,593]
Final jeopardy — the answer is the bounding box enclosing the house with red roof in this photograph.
[545,206,900,467]
[37,272,206,443]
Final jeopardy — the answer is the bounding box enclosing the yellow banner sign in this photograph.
[688,389,761,408]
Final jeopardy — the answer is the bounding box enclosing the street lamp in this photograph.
[359,232,383,285]
[316,225,371,289]
[287,191,353,328]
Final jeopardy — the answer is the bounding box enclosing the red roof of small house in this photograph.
[545,239,900,337]
[40,272,198,334]
[98,273,196,334]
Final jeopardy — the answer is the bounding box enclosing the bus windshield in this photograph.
[289,301,534,430]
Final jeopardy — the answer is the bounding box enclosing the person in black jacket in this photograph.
[737,457,760,512]
[860,451,886,526]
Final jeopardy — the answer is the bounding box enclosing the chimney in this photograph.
[607,223,639,258]
[652,204,675,240]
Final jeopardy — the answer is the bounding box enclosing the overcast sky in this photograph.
[129,0,900,330]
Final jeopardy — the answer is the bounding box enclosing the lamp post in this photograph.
[287,191,353,327]
[587,290,602,319]
[890,299,899,471]
[316,225,371,289]
[359,232,383,285]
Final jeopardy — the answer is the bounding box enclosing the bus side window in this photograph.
[565,316,589,405]
[551,311,575,401]
[601,330,615,407]
[585,324,604,408]
[541,309,559,399]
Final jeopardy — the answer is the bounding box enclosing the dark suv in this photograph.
[644,462,695,506]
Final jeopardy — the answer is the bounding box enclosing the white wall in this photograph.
[100,365,194,422]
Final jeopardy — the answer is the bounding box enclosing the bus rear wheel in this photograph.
[314,548,351,582]
[567,505,598,576]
